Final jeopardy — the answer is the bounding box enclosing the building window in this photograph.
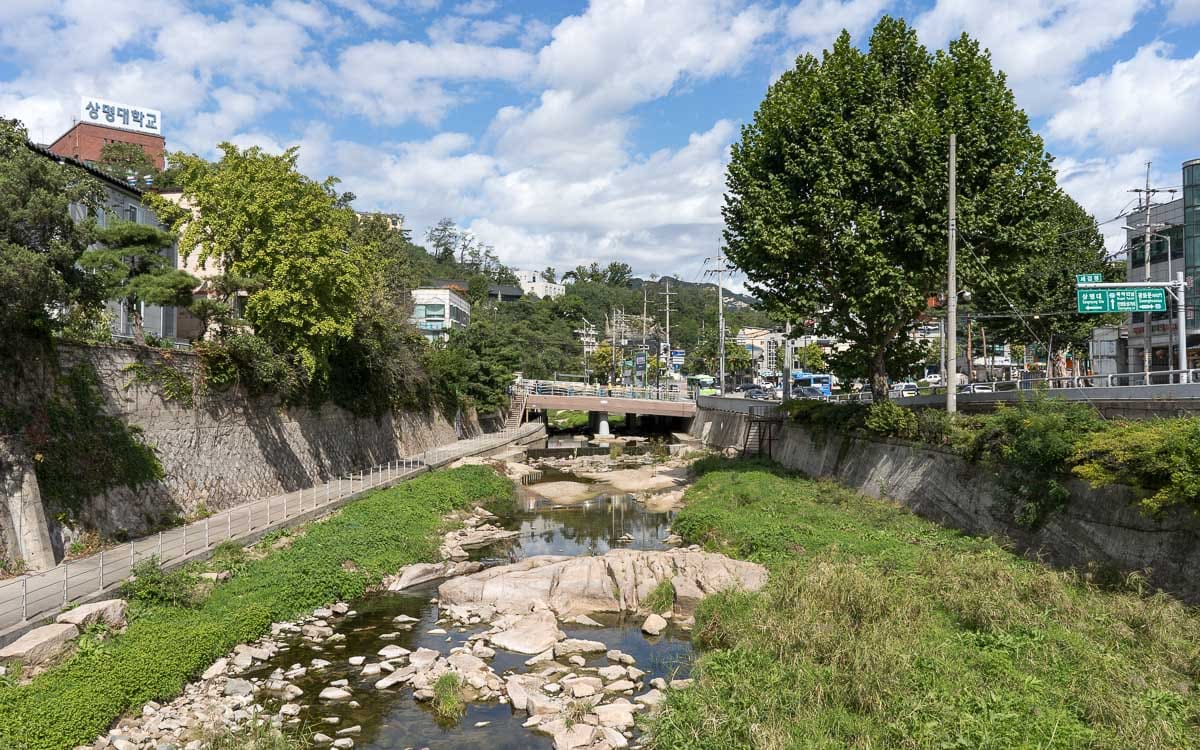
[126,205,138,223]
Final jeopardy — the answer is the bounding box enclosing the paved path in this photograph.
[0,423,543,642]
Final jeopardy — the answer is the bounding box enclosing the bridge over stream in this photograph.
[511,379,696,434]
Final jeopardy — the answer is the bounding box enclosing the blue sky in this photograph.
[2,0,1199,284]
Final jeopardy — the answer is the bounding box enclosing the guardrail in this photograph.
[514,379,695,402]
[0,422,543,637]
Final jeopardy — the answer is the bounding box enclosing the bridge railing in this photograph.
[514,379,695,402]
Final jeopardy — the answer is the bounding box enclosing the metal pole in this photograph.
[99,549,104,591]
[782,321,793,402]
[947,133,958,414]
[717,246,727,395]
[1144,169,1153,378]
[157,531,163,560]
[1178,271,1188,378]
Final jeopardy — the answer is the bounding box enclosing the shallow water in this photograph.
[250,473,693,749]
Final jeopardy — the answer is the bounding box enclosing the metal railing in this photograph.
[513,379,695,402]
[827,368,1200,403]
[0,422,543,635]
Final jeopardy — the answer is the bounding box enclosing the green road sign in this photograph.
[1076,287,1167,313]
[1075,273,1103,284]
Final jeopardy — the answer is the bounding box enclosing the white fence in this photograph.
[0,423,543,636]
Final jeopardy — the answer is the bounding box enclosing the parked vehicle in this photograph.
[792,371,833,397]
[795,386,827,400]
[736,382,761,392]
[745,388,774,400]
[958,382,994,394]
[890,382,919,398]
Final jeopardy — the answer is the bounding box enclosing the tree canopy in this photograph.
[151,143,360,381]
[723,17,1088,400]
[0,119,103,353]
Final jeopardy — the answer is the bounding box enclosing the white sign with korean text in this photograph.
[79,96,162,136]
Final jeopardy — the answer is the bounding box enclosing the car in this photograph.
[923,373,943,385]
[958,382,994,394]
[745,388,774,400]
[736,382,760,392]
[889,382,919,398]
[794,386,827,400]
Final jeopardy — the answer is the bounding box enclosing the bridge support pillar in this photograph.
[590,411,611,436]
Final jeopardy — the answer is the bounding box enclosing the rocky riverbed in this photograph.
[89,450,752,750]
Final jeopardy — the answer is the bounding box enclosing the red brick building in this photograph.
[47,121,166,171]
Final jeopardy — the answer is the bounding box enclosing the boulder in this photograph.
[438,549,767,619]
[554,638,607,657]
[385,561,483,591]
[488,610,564,655]
[504,674,546,711]
[0,623,78,666]
[641,614,667,636]
[55,599,127,630]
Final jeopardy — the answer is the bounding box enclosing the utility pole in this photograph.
[641,287,648,387]
[946,134,958,414]
[782,320,793,402]
[1129,163,1175,379]
[660,280,675,378]
[716,248,727,395]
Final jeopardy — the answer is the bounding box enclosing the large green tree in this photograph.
[0,120,103,353]
[724,17,1066,400]
[150,143,359,380]
[80,222,197,345]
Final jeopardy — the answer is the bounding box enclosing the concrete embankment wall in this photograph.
[691,406,1200,603]
[1,343,489,566]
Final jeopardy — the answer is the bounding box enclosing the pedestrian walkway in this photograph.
[0,423,543,639]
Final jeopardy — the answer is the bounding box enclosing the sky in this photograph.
[2,0,1199,286]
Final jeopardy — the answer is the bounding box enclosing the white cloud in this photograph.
[1055,148,1175,255]
[916,0,1147,114]
[453,0,497,15]
[1046,42,1200,151]
[784,0,892,56]
[1168,0,1200,23]
[333,39,533,124]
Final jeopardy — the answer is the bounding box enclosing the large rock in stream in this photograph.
[438,548,767,618]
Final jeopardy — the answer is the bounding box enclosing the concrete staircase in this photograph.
[504,392,528,430]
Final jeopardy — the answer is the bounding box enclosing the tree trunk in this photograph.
[130,301,146,346]
[869,344,889,402]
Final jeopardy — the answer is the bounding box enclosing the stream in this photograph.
[241,467,695,749]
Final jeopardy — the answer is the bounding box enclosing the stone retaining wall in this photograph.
[691,406,1200,603]
[2,343,488,564]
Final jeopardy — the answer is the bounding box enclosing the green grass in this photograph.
[432,673,466,722]
[642,579,675,613]
[547,409,626,430]
[203,721,312,749]
[0,466,513,750]
[650,458,1200,750]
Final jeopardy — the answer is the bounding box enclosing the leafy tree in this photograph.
[541,267,557,283]
[96,142,158,188]
[588,342,618,384]
[185,297,232,342]
[724,17,1063,400]
[793,342,827,373]
[467,274,491,305]
[604,262,634,287]
[80,222,198,345]
[426,218,459,264]
[0,119,104,353]
[440,315,520,412]
[683,328,753,379]
[150,143,359,381]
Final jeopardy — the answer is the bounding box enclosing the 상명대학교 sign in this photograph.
[79,96,162,137]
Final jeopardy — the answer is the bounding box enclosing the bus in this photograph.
[686,374,719,397]
[791,371,833,397]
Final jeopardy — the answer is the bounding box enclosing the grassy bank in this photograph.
[546,409,625,430]
[0,466,513,750]
[650,458,1200,749]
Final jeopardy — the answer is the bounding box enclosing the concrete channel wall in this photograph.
[691,404,1200,603]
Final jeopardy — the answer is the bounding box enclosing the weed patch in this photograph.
[651,459,1200,750]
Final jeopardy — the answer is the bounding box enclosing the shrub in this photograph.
[1072,417,1200,515]
[784,399,868,432]
[864,401,918,439]
[121,558,200,609]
